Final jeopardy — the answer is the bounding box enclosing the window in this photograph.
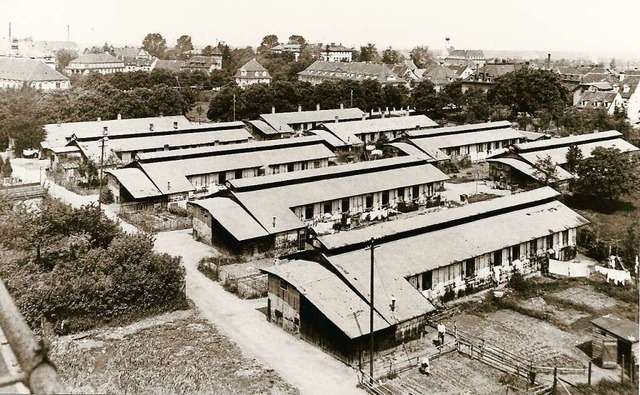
[323,202,332,214]
[365,195,374,209]
[235,169,243,179]
[530,239,538,253]
[280,279,287,290]
[313,160,321,169]
[257,167,266,176]
[421,271,432,291]
[493,250,502,266]
[466,259,475,277]
[412,185,420,199]
[397,188,404,200]
[271,165,280,174]
[511,245,520,261]
[341,199,350,213]
[301,162,309,170]
[304,205,314,220]
[287,163,295,172]
[218,172,226,184]
[546,235,554,249]
[369,133,376,142]
[562,230,569,246]
[381,191,389,206]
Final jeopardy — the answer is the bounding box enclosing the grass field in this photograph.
[51,310,299,395]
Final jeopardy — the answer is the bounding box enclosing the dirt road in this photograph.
[154,230,364,395]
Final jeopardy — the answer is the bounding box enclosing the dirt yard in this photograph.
[51,310,298,395]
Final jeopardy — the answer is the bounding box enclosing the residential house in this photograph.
[64,53,125,75]
[441,47,485,68]
[150,59,184,73]
[114,47,153,72]
[487,130,639,188]
[319,43,354,62]
[0,57,69,91]
[270,44,301,61]
[189,156,448,255]
[398,120,525,162]
[234,59,271,88]
[298,61,400,86]
[257,107,367,138]
[448,64,475,80]
[420,64,457,91]
[575,91,623,115]
[183,55,222,74]
[461,62,525,93]
[107,136,335,208]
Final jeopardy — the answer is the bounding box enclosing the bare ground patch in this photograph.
[520,297,591,326]
[452,310,589,368]
[51,311,299,395]
[552,286,618,310]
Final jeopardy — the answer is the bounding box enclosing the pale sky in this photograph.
[1,0,638,58]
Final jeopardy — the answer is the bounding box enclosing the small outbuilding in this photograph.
[591,314,638,377]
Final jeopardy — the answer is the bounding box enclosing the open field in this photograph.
[51,310,299,395]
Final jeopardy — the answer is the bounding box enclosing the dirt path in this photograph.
[154,229,364,395]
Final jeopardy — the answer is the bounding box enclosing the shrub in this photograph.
[168,204,190,218]
[508,272,533,295]
[441,287,456,303]
[100,188,114,204]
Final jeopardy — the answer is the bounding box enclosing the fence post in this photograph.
[553,367,558,392]
[588,361,592,385]
[621,355,625,384]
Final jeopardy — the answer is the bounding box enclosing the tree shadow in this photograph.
[576,340,593,358]
[563,194,637,214]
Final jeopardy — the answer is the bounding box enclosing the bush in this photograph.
[168,204,190,218]
[100,188,114,204]
[0,198,187,333]
[507,272,534,295]
[441,287,456,303]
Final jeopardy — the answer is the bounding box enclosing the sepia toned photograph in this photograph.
[0,0,638,393]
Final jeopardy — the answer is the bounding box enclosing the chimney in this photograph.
[97,117,101,122]
[117,113,121,120]
[362,113,366,121]
[298,105,302,112]
[159,113,163,117]
[271,106,276,114]
[149,123,154,131]
[8,23,11,41]
[316,103,320,111]
[340,103,344,109]
[272,216,276,228]
[214,140,220,146]
[335,116,339,123]
[546,53,551,70]
[163,144,169,151]
[390,297,396,312]
[173,121,178,129]
[67,25,70,42]
[103,126,108,133]
[167,182,171,191]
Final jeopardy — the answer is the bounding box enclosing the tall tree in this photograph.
[55,49,78,72]
[487,69,569,120]
[258,34,279,54]
[142,33,167,59]
[410,80,438,118]
[288,35,306,47]
[357,43,380,62]
[565,144,583,174]
[410,46,435,68]
[381,48,402,64]
[573,147,640,202]
[175,35,194,58]
[532,155,559,185]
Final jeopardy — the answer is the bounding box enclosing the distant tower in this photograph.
[67,25,70,41]
[445,37,451,49]
[8,22,11,40]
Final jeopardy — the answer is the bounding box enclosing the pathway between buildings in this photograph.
[154,230,364,395]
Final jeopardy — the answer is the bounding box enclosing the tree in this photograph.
[357,43,380,62]
[258,34,279,54]
[609,58,616,70]
[620,226,638,274]
[142,33,167,59]
[410,46,434,68]
[487,69,569,120]
[288,35,306,47]
[410,80,439,118]
[202,45,216,56]
[55,49,78,73]
[175,35,194,58]
[381,48,403,64]
[462,88,492,123]
[0,87,46,155]
[573,147,640,201]
[532,155,558,185]
[565,144,583,174]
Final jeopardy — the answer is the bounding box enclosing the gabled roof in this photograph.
[105,168,162,199]
[406,120,513,138]
[487,157,574,183]
[513,130,623,152]
[323,194,588,280]
[411,128,524,151]
[445,48,485,59]
[298,61,399,84]
[70,53,122,64]
[238,58,269,73]
[189,198,269,241]
[262,260,391,339]
[576,91,619,107]
[422,64,457,85]
[0,58,69,82]
[247,120,282,136]
[317,115,438,146]
[151,59,184,72]
[592,315,639,342]
[260,108,366,134]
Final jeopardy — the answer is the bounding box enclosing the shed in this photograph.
[591,315,639,371]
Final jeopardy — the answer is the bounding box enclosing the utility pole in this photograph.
[98,129,108,212]
[350,89,353,108]
[233,94,236,122]
[365,237,378,383]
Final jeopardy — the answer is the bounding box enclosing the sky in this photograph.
[0,0,638,58]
